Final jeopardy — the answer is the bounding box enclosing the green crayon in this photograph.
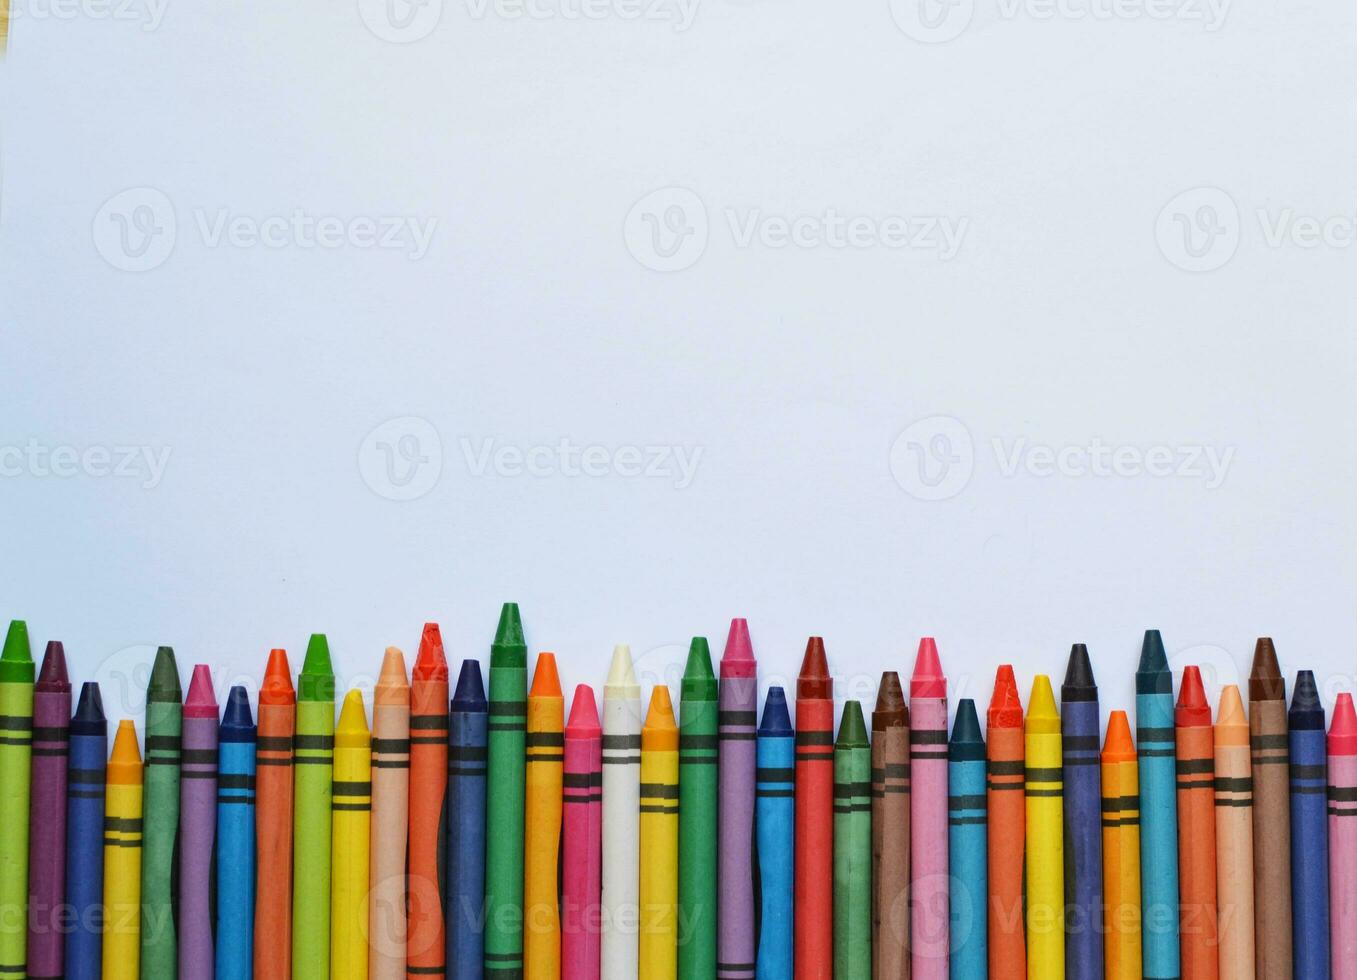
[485,603,527,980]
[832,701,871,980]
[0,621,33,980]
[140,645,181,978]
[292,634,335,980]
[678,637,717,980]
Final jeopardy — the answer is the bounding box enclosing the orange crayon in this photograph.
[986,665,1025,980]
[254,649,296,978]
[409,624,449,979]
[1175,667,1218,980]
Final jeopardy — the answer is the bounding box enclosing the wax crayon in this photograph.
[1061,645,1102,980]
[1213,686,1253,980]
[833,701,871,980]
[1328,693,1357,979]
[255,648,296,978]
[679,638,718,980]
[794,637,833,980]
[639,685,679,980]
[1101,711,1142,980]
[1290,669,1329,980]
[371,647,411,980]
[987,665,1025,980]
[1250,637,1291,980]
[410,623,450,980]
[103,719,143,980]
[910,637,949,979]
[948,698,986,979]
[486,603,528,980]
[448,660,488,980]
[1025,675,1065,980]
[870,671,909,980]
[526,653,564,980]
[562,684,602,980]
[0,622,32,980]
[1174,666,1217,980]
[28,641,70,980]
[717,620,756,980]
[601,645,641,980]
[294,633,336,980]
[333,689,373,980]
[64,682,107,980]
[140,643,181,979]
[178,665,218,980]
[1137,630,1180,980]
[755,687,793,980]
[216,686,256,980]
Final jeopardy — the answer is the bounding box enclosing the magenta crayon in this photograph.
[910,637,949,979]
[1329,693,1357,979]
[178,665,218,980]
[719,619,757,980]
[27,641,70,980]
[563,685,602,980]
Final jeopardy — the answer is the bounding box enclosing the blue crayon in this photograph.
[63,683,107,980]
[448,659,488,980]
[1060,644,1102,980]
[1136,630,1180,980]
[755,686,793,980]
[947,698,987,979]
[1290,669,1330,980]
[216,686,257,980]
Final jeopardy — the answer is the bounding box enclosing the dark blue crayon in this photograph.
[1061,644,1103,980]
[1290,669,1330,980]
[63,683,107,980]
[755,686,793,980]
[216,686,257,980]
[448,659,488,980]
[947,698,987,979]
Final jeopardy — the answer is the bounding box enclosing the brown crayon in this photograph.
[1249,638,1291,980]
[871,671,909,980]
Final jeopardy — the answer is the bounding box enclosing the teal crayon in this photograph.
[755,687,793,980]
[948,698,987,978]
[216,686,256,980]
[1136,630,1180,980]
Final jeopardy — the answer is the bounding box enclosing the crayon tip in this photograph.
[185,664,218,717]
[758,686,792,736]
[873,671,907,731]
[1175,665,1211,727]
[721,619,756,678]
[682,638,717,700]
[337,688,369,733]
[1214,684,1248,746]
[1061,644,1096,699]
[299,634,335,702]
[37,641,70,691]
[1330,693,1357,755]
[71,682,106,736]
[1289,669,1324,730]
[414,623,449,681]
[1,620,30,663]
[1026,675,1059,734]
[452,659,487,710]
[836,700,868,748]
[950,698,984,760]
[566,684,600,734]
[110,718,142,765]
[1102,710,1135,762]
[376,647,410,705]
[797,637,832,701]
[222,685,254,729]
[1135,630,1171,694]
[530,652,562,697]
[988,664,1024,729]
[491,603,527,666]
[910,637,946,699]
[1249,637,1285,702]
[260,649,295,706]
[148,646,182,701]
[605,645,640,697]
[645,685,676,727]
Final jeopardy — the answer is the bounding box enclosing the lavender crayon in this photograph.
[178,665,218,979]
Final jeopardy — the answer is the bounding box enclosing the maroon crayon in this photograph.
[27,641,70,980]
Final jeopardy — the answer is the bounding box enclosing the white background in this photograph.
[2,0,1355,732]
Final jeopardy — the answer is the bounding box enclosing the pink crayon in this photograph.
[562,685,602,980]
[718,618,757,980]
[910,637,950,980]
[179,665,219,980]
[1329,693,1357,979]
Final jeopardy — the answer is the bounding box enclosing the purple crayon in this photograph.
[179,665,219,979]
[718,618,758,980]
[27,641,71,980]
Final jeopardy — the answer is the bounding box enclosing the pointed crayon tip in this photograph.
[492,603,527,665]
[758,686,792,736]
[260,649,295,706]
[71,682,106,735]
[988,664,1023,728]
[836,700,868,747]
[721,619,756,677]
[873,672,907,731]
[302,634,333,674]
[1102,710,1135,762]
[606,645,639,696]
[1026,675,1059,733]
[299,635,335,702]
[37,641,70,691]
[1,621,31,663]
[910,637,945,699]
[452,659,487,710]
[950,698,984,759]
[337,688,369,731]
[1289,669,1324,730]
[1175,665,1211,727]
[1249,637,1285,702]
[185,664,217,717]
[1135,630,1170,694]
[797,637,831,701]
[682,638,717,700]
[531,652,562,697]
[148,646,181,701]
[1214,684,1248,746]
[1061,644,1096,700]
[376,647,410,705]
[1330,693,1357,755]
[222,685,254,730]
[413,624,449,682]
[645,684,676,726]
[108,720,143,782]
[566,684,601,735]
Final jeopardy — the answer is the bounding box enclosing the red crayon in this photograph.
[795,637,834,980]
[562,685,602,980]
[1175,666,1218,980]
[986,665,1026,980]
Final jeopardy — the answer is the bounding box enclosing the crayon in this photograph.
[103,720,143,980]
[216,686,257,980]
[64,682,107,980]
[717,620,756,980]
[486,603,528,980]
[178,665,218,980]
[525,653,564,980]
[794,637,833,980]
[333,689,373,980]
[639,685,679,980]
[1137,630,1180,980]
[679,638,718,980]
[1061,645,1102,980]
[1025,675,1064,980]
[1249,637,1291,979]
[871,671,909,980]
[255,648,296,978]
[140,643,181,979]
[0,622,32,980]
[371,647,411,980]
[754,687,793,980]
[28,641,70,980]
[910,637,949,980]
[948,698,986,979]
[1213,686,1253,980]
[1290,669,1329,979]
[833,701,871,980]
[601,645,641,980]
[410,623,450,980]
[1174,666,1217,980]
[1101,711,1142,980]
[562,684,602,980]
[986,665,1025,980]
[448,660,488,980]
[1328,693,1357,979]
[293,633,336,980]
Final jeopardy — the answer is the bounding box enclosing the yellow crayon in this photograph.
[639,686,679,980]
[525,654,564,980]
[103,720,143,980]
[1100,710,1142,980]
[1024,675,1065,980]
[331,690,372,980]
